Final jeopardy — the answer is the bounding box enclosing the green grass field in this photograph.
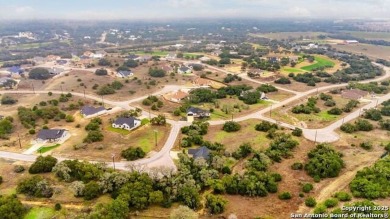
[106,125,131,135]
[282,67,304,73]
[133,50,168,56]
[37,144,60,154]
[24,207,56,219]
[137,130,164,152]
[301,56,335,71]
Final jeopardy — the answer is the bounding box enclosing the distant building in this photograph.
[46,55,61,61]
[161,65,173,73]
[135,55,152,62]
[211,49,223,56]
[56,60,68,65]
[187,107,210,118]
[178,66,192,74]
[112,117,141,131]
[165,53,177,60]
[116,70,133,78]
[33,56,46,64]
[341,89,369,100]
[36,129,68,143]
[93,50,107,59]
[170,90,189,103]
[48,67,65,75]
[188,146,210,159]
[80,106,107,118]
[199,56,211,62]
[345,40,359,44]
[7,66,23,75]
[0,77,16,87]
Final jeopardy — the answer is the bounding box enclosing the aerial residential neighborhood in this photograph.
[0,1,389,219]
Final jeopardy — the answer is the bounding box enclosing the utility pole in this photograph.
[231,114,234,121]
[101,95,104,107]
[375,99,379,108]
[83,89,86,99]
[60,85,63,94]
[17,133,22,149]
[111,154,116,171]
[314,130,318,144]
[342,117,345,124]
[31,83,35,94]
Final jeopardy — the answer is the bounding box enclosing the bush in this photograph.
[121,147,146,161]
[305,197,317,207]
[328,107,343,115]
[29,155,58,174]
[222,121,241,132]
[205,194,228,214]
[13,165,25,173]
[278,192,292,200]
[83,181,101,200]
[359,141,373,150]
[0,195,26,218]
[255,121,278,132]
[305,144,344,179]
[83,130,104,143]
[149,68,166,77]
[29,68,51,80]
[17,175,53,198]
[275,77,291,84]
[1,95,17,105]
[292,128,302,137]
[302,183,313,193]
[29,129,36,134]
[0,176,2,184]
[355,119,374,131]
[95,68,108,76]
[324,198,339,208]
[340,123,356,133]
[313,204,327,214]
[334,192,352,202]
[65,115,75,122]
[55,203,62,211]
[291,162,303,170]
[364,109,382,121]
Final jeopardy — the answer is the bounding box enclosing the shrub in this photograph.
[305,197,317,207]
[17,175,53,198]
[255,121,278,132]
[328,107,343,115]
[278,192,292,200]
[205,194,228,214]
[302,183,313,193]
[55,203,62,211]
[29,156,58,174]
[359,141,373,150]
[121,147,146,161]
[275,77,291,84]
[355,119,373,131]
[29,68,51,80]
[65,115,75,122]
[1,95,17,105]
[29,129,36,134]
[292,128,302,137]
[83,130,104,143]
[334,192,352,202]
[324,198,339,208]
[95,68,108,76]
[13,165,25,173]
[222,121,241,132]
[313,204,327,214]
[83,181,101,200]
[0,176,2,184]
[291,162,303,170]
[340,123,356,133]
[305,144,344,179]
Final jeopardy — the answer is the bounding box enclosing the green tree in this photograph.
[95,68,108,76]
[304,144,344,179]
[205,194,228,214]
[305,197,317,207]
[121,147,146,161]
[29,68,51,80]
[222,121,241,132]
[0,195,26,219]
[1,95,17,105]
[169,205,198,219]
[29,155,58,174]
[84,181,101,200]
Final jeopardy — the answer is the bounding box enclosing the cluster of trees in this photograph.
[148,67,166,77]
[304,144,344,180]
[292,97,320,114]
[0,116,14,139]
[348,82,388,94]
[242,56,281,71]
[98,58,111,66]
[121,147,146,161]
[1,95,17,105]
[274,77,291,84]
[223,74,241,83]
[180,121,210,147]
[188,85,255,105]
[257,84,278,93]
[97,81,124,95]
[95,68,108,76]
[292,72,321,87]
[142,95,164,111]
[350,157,390,199]
[29,155,57,174]
[150,115,167,126]
[84,118,104,143]
[265,133,299,162]
[17,175,54,198]
[17,106,71,129]
[29,67,51,80]
[255,121,278,132]
[340,119,374,133]
[0,195,26,218]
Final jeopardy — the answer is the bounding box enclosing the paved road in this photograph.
[1,64,389,170]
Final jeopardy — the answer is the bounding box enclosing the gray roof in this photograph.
[37,129,65,140]
[188,146,210,159]
[128,54,139,60]
[81,106,106,116]
[118,70,132,77]
[187,107,209,114]
[48,67,64,75]
[179,66,190,72]
[113,117,139,128]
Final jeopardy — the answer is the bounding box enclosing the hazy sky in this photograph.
[0,0,389,20]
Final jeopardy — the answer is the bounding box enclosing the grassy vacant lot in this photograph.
[249,32,327,40]
[270,93,354,129]
[38,144,60,154]
[203,119,273,152]
[300,56,335,71]
[24,207,56,219]
[332,43,390,60]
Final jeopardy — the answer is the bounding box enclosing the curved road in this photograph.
[0,64,389,171]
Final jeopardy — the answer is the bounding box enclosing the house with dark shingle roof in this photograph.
[112,117,141,131]
[7,66,23,75]
[80,106,107,118]
[178,66,192,74]
[37,129,68,143]
[188,146,210,159]
[127,54,140,60]
[187,107,210,118]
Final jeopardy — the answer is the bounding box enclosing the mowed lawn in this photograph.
[300,56,335,71]
[204,119,272,152]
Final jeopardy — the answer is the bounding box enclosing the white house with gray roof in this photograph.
[36,129,69,143]
[112,117,141,131]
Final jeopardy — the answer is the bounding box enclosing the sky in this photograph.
[0,0,389,20]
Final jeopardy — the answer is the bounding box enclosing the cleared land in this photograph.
[332,43,390,60]
[341,31,390,41]
[249,32,327,40]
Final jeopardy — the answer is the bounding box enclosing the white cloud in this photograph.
[287,6,311,17]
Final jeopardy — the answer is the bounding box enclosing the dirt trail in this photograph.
[297,150,383,213]
[21,200,85,210]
